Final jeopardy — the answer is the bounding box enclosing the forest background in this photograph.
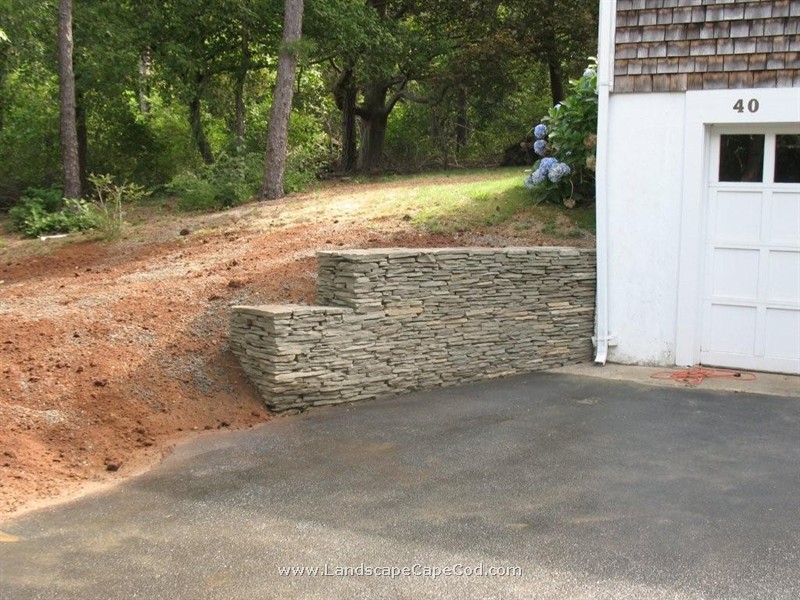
[0,0,597,214]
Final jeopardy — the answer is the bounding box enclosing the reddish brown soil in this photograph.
[0,182,592,521]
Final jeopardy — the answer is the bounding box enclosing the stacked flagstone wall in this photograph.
[230,247,596,412]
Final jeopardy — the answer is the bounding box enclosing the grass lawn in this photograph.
[2,167,595,253]
[260,167,596,241]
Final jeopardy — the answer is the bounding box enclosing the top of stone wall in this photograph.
[317,247,596,260]
[231,304,349,317]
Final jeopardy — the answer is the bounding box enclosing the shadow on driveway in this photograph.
[2,372,799,599]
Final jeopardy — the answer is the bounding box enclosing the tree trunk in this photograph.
[138,48,152,115]
[357,82,389,173]
[233,73,246,153]
[76,85,89,194]
[57,0,81,198]
[546,53,565,105]
[354,0,392,173]
[335,67,358,173]
[430,106,449,169]
[358,112,388,173]
[260,0,304,200]
[0,35,9,130]
[341,83,358,172]
[455,86,469,151]
[189,75,214,164]
[233,31,250,152]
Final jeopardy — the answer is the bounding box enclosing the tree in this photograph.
[402,1,523,164]
[57,0,80,198]
[352,0,442,172]
[315,0,448,173]
[305,0,377,172]
[0,28,9,129]
[501,0,597,105]
[260,0,304,200]
[142,0,281,164]
[313,0,524,173]
[0,0,599,204]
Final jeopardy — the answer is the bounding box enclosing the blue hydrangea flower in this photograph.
[524,169,547,188]
[533,124,547,139]
[524,173,535,189]
[539,157,558,173]
[533,139,547,156]
[583,68,596,78]
[532,169,547,184]
[548,162,572,183]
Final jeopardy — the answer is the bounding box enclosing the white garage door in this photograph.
[702,128,800,375]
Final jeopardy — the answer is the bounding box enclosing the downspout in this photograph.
[594,0,616,365]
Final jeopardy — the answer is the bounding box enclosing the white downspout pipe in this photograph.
[594,0,616,365]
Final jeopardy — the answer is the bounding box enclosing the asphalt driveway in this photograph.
[1,372,799,599]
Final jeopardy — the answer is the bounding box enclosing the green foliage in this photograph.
[284,144,325,193]
[16,185,62,213]
[167,172,217,212]
[526,63,597,207]
[544,65,597,180]
[0,71,61,207]
[169,107,328,210]
[0,0,599,213]
[8,189,99,238]
[131,93,203,183]
[384,67,553,171]
[7,175,149,238]
[283,109,331,192]
[169,152,263,212]
[384,102,437,170]
[88,173,149,237]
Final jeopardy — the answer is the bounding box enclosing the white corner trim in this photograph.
[598,0,617,91]
[594,0,616,364]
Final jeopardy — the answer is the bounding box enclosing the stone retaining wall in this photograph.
[231,247,596,412]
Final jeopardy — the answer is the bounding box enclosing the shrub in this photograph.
[525,63,597,207]
[284,142,328,193]
[0,73,62,208]
[169,144,325,211]
[88,173,149,237]
[168,152,263,212]
[283,110,331,192]
[15,185,63,214]
[168,172,219,212]
[8,188,99,238]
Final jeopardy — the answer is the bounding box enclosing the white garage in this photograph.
[702,128,800,373]
[594,0,800,375]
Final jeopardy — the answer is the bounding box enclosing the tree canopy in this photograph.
[0,0,598,208]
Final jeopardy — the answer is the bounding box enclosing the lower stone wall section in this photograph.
[231,247,596,412]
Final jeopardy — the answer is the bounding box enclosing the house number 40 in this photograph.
[733,98,759,113]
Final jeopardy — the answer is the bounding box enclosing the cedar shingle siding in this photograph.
[615,0,800,92]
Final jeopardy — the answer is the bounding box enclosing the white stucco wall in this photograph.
[605,92,687,365]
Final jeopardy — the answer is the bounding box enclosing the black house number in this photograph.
[733,98,760,113]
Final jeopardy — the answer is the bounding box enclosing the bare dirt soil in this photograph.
[0,175,593,521]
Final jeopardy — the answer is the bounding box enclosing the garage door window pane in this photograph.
[775,135,800,183]
[719,135,764,182]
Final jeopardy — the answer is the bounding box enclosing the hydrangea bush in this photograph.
[525,62,598,207]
